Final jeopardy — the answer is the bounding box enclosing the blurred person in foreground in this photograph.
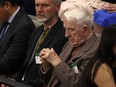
[63,0,111,14]
[78,25,116,87]
[39,1,100,87]
[64,0,116,14]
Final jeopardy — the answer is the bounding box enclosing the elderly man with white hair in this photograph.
[40,1,100,87]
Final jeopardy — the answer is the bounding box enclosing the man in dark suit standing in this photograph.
[0,0,34,75]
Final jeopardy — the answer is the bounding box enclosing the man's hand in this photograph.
[1,84,9,87]
[104,4,116,13]
[40,48,62,67]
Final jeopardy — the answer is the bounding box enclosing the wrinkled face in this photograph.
[63,17,87,47]
[35,0,58,23]
[0,5,9,24]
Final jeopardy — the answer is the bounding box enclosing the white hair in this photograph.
[62,5,93,27]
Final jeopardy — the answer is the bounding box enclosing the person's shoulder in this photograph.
[31,25,43,35]
[18,9,35,26]
[54,18,63,28]
[100,63,111,71]
[94,63,115,87]
[96,63,112,77]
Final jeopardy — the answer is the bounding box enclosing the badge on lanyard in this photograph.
[70,62,79,74]
[35,52,42,64]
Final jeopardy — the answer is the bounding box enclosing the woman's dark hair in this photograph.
[0,0,19,7]
[78,25,116,87]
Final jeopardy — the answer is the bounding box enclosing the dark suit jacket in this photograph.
[13,19,67,87]
[0,8,35,75]
[47,34,100,87]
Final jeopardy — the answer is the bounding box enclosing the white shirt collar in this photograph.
[8,6,20,23]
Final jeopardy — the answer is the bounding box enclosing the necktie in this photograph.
[34,29,49,64]
[27,29,49,66]
[22,29,50,79]
[35,29,49,54]
[0,22,9,40]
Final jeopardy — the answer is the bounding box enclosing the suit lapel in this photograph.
[29,22,59,63]
[28,26,55,66]
[48,34,97,87]
[60,34,97,63]
[59,42,73,62]
[38,19,62,51]
[48,42,73,87]
[23,26,43,69]
[26,19,64,69]
[71,34,97,60]
[0,8,23,47]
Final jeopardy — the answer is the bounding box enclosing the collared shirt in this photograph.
[44,19,58,31]
[8,6,20,23]
[4,6,20,33]
[0,7,20,39]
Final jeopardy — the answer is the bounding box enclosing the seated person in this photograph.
[0,0,34,76]
[0,1,99,87]
[78,25,116,87]
[39,1,100,87]
[10,0,67,86]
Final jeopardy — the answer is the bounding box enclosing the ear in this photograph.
[82,24,88,32]
[55,3,60,13]
[4,1,11,11]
